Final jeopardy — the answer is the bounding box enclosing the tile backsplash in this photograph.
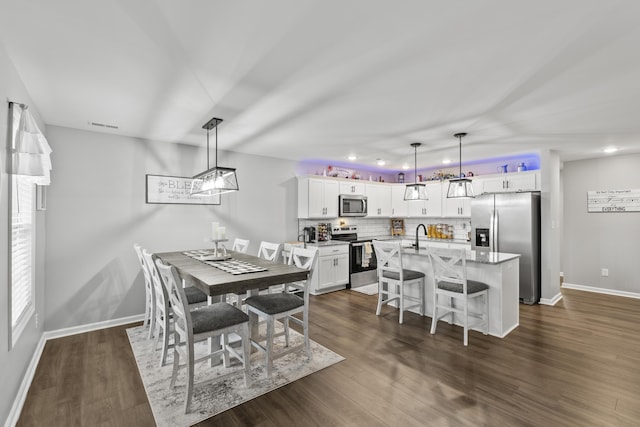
[298,217,471,241]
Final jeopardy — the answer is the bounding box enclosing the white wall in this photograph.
[43,126,299,331]
[562,153,640,294]
[539,150,562,302]
[0,44,47,425]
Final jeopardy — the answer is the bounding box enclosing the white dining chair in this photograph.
[155,258,252,413]
[143,249,209,366]
[133,244,155,339]
[232,238,250,253]
[231,241,283,307]
[372,240,425,324]
[426,246,489,346]
[244,246,317,377]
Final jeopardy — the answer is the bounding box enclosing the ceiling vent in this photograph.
[89,121,119,130]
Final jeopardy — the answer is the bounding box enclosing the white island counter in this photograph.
[384,243,520,338]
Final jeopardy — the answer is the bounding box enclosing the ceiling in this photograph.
[2,0,640,171]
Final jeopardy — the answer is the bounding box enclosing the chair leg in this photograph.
[419,279,425,316]
[266,317,275,378]
[430,294,438,335]
[283,317,290,347]
[148,302,157,340]
[304,305,312,361]
[241,323,252,387]
[399,283,405,324]
[184,341,195,413]
[375,281,384,316]
[222,333,230,367]
[170,331,180,389]
[463,298,469,346]
[160,314,170,367]
[484,292,489,336]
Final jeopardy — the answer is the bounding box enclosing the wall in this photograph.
[43,126,299,331]
[0,45,47,426]
[562,153,640,295]
[539,150,562,303]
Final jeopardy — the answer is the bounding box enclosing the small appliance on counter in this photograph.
[302,226,316,243]
[316,223,332,241]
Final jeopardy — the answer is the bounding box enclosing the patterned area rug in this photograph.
[126,325,344,426]
[351,283,379,295]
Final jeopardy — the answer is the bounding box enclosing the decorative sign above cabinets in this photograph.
[587,189,640,212]
[146,174,220,205]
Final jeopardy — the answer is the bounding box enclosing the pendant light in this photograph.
[190,117,239,196]
[447,132,474,198]
[404,142,428,201]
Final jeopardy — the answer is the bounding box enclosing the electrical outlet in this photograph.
[601,268,609,277]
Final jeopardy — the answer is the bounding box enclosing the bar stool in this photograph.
[426,246,489,346]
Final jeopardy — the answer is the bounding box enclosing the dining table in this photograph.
[155,248,310,363]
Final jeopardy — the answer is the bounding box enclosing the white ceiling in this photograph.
[2,0,640,170]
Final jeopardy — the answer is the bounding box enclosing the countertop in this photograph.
[363,235,471,245]
[402,247,520,265]
[307,240,350,247]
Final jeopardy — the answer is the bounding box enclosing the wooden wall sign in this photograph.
[587,189,640,213]
[145,174,221,205]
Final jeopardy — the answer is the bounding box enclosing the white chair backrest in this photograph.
[232,238,250,253]
[258,241,281,262]
[142,249,169,312]
[426,246,468,293]
[134,244,152,290]
[372,240,405,279]
[289,246,318,271]
[155,258,191,342]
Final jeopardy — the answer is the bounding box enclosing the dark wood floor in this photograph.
[17,288,640,426]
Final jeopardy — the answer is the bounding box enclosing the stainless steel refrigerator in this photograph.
[471,192,541,304]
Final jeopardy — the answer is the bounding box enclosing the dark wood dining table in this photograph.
[155,249,310,364]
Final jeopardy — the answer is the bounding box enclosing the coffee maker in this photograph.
[302,226,316,243]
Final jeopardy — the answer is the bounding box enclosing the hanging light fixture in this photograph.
[190,117,239,196]
[404,142,428,201]
[447,132,474,198]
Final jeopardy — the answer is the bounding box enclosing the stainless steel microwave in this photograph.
[339,194,367,217]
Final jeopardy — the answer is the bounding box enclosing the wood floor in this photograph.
[17,288,640,426]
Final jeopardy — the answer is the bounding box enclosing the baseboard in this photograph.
[562,283,640,300]
[539,292,563,306]
[4,334,46,427]
[5,313,145,427]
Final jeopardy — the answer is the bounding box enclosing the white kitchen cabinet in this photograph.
[441,179,481,217]
[365,183,392,217]
[298,177,339,218]
[339,181,366,195]
[479,171,539,194]
[308,244,349,295]
[407,182,442,217]
[391,184,408,217]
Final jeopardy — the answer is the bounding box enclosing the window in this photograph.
[9,105,36,348]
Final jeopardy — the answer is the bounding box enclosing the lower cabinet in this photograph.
[309,244,349,295]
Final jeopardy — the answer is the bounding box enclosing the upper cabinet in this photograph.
[441,179,481,218]
[365,183,392,217]
[478,171,539,194]
[407,181,442,217]
[298,177,339,218]
[339,181,366,195]
[390,184,408,217]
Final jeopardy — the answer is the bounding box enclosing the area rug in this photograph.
[127,325,344,427]
[351,283,379,295]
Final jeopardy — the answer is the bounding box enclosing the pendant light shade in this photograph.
[447,132,474,199]
[190,117,239,196]
[404,142,428,201]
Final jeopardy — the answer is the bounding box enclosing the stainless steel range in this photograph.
[331,226,377,288]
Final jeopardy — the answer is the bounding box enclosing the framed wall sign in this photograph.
[145,174,221,205]
[587,189,640,213]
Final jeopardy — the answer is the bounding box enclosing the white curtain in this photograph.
[12,105,52,185]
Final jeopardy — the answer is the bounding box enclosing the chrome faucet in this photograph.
[415,224,427,250]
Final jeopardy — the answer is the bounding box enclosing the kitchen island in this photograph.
[377,240,520,338]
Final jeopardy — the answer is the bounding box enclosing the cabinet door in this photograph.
[442,182,474,217]
[334,254,350,285]
[480,176,506,193]
[391,185,408,217]
[506,173,537,191]
[339,182,366,195]
[407,200,428,217]
[317,256,336,290]
[366,184,391,217]
[323,180,339,217]
[308,179,326,217]
[425,182,442,217]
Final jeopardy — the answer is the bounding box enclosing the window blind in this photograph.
[11,176,35,330]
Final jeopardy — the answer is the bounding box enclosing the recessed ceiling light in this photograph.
[376,159,386,166]
[402,163,410,170]
[603,146,619,154]
[442,159,452,164]
[348,154,357,161]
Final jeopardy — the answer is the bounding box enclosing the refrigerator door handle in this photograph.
[489,210,495,252]
[494,209,499,253]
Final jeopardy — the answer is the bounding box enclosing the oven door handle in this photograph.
[352,242,366,247]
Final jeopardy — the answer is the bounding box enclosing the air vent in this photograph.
[88,121,119,130]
